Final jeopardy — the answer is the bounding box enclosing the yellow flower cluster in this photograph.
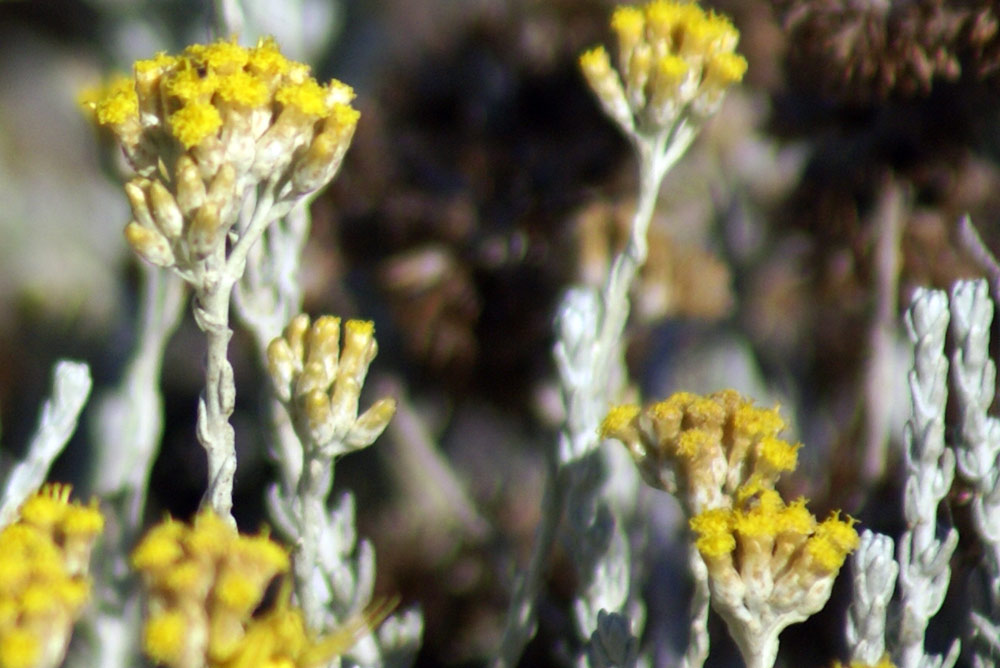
[602,391,858,667]
[267,315,396,453]
[132,509,379,668]
[88,38,359,269]
[0,484,103,668]
[580,0,747,135]
[601,390,798,513]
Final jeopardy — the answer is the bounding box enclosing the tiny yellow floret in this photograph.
[164,64,218,102]
[0,628,41,668]
[276,80,329,116]
[216,70,269,106]
[705,52,748,87]
[599,404,640,438]
[806,514,859,572]
[345,319,376,337]
[656,55,689,83]
[611,6,645,44]
[579,47,612,77]
[92,74,138,125]
[757,436,799,472]
[169,102,223,148]
[733,404,785,439]
[143,610,188,664]
[675,428,714,458]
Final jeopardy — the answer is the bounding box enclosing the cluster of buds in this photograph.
[0,484,104,668]
[602,391,859,668]
[89,37,359,271]
[579,0,747,138]
[266,315,396,456]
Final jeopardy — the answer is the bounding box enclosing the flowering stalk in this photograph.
[602,391,859,668]
[897,288,959,668]
[266,315,396,634]
[502,5,749,667]
[947,279,1000,664]
[845,530,898,666]
[90,37,360,520]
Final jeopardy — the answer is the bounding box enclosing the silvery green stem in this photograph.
[192,259,238,520]
[897,288,960,668]
[679,544,710,668]
[494,119,680,667]
[293,453,333,630]
[191,181,282,520]
[847,530,897,665]
[948,278,1000,667]
[0,360,91,528]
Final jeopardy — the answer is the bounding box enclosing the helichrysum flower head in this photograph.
[132,510,289,667]
[88,37,359,270]
[266,314,396,456]
[0,484,104,668]
[690,486,858,666]
[601,389,797,514]
[602,391,858,668]
[132,509,384,668]
[580,1,747,136]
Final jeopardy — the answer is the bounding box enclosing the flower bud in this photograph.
[187,202,222,259]
[148,180,184,239]
[174,155,206,217]
[345,397,397,449]
[266,338,296,403]
[126,222,176,267]
[125,179,155,230]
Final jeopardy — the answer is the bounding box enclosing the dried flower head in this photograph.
[778,0,1000,104]
[579,0,747,137]
[266,314,396,455]
[0,484,103,668]
[88,37,359,271]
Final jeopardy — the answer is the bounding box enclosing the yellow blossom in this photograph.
[603,390,859,668]
[580,0,747,135]
[0,485,103,668]
[132,512,391,668]
[85,36,360,271]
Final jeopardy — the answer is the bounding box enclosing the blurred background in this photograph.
[2,0,1000,665]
